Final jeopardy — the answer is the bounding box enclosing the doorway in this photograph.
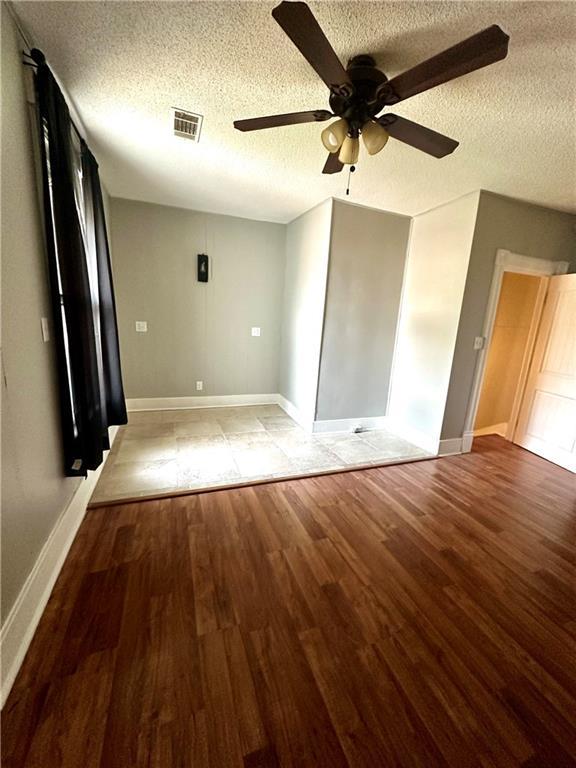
[474,271,546,441]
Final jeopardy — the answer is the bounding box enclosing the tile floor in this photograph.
[90,404,431,504]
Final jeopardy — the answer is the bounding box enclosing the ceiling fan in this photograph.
[234,1,509,174]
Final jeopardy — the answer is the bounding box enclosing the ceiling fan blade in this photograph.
[322,152,344,174]
[272,1,352,94]
[385,25,509,104]
[234,110,332,131]
[379,114,459,158]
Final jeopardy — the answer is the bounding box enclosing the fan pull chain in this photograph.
[345,165,356,196]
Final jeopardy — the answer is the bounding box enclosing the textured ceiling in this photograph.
[14,1,576,222]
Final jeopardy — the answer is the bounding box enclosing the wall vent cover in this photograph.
[172,108,203,142]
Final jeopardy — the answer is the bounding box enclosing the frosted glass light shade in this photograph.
[321,118,349,153]
[338,135,359,164]
[362,120,389,155]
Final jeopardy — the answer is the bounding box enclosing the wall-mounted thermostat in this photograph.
[198,253,209,282]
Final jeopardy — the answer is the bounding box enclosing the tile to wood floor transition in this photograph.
[91,405,429,503]
[3,436,576,767]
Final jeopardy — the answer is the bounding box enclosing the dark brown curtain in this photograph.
[32,48,127,476]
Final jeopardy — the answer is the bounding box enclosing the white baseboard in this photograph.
[276,395,313,432]
[438,437,464,456]
[439,430,475,456]
[312,415,388,434]
[0,426,118,708]
[126,393,280,412]
[474,423,508,438]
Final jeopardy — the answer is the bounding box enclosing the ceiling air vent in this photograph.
[172,108,203,142]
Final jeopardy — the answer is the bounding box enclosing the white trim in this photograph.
[0,427,118,708]
[462,249,569,449]
[461,431,474,453]
[312,416,388,434]
[276,395,313,432]
[474,422,508,437]
[438,437,464,456]
[126,393,280,412]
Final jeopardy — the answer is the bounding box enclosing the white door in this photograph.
[514,273,576,472]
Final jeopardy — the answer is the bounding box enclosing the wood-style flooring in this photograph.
[3,436,576,767]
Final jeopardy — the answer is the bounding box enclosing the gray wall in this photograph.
[279,200,332,422]
[110,198,286,399]
[441,191,576,440]
[1,6,81,621]
[315,200,411,421]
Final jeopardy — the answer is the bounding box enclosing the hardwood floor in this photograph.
[3,436,576,767]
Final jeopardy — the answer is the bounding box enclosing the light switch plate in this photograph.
[473,336,484,350]
[135,321,148,333]
[251,327,261,337]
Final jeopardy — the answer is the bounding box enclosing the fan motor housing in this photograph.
[329,54,392,133]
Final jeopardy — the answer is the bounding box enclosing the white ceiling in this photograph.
[14,1,576,223]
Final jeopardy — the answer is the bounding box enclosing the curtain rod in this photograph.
[24,50,85,146]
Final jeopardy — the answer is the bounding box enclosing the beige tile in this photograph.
[270,431,339,463]
[317,438,382,466]
[96,459,180,496]
[224,431,275,450]
[258,414,298,430]
[93,407,428,504]
[127,410,165,425]
[176,434,228,453]
[359,431,428,459]
[315,433,360,446]
[240,405,285,418]
[291,453,346,472]
[122,423,174,439]
[178,459,240,487]
[230,444,294,478]
[174,419,224,437]
[114,437,178,463]
[218,416,266,434]
[162,409,206,423]
[178,443,236,467]
[270,428,316,444]
[372,446,428,462]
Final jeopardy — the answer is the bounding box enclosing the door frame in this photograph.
[463,249,569,449]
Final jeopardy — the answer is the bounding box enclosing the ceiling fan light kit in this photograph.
[339,135,360,165]
[234,1,510,175]
[361,120,390,156]
[321,117,348,153]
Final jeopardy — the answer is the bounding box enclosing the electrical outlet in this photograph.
[196,380,203,391]
[473,336,484,350]
[251,327,261,337]
[135,321,148,333]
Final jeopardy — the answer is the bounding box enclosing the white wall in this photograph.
[387,192,480,452]
[279,200,332,425]
[111,198,286,400]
